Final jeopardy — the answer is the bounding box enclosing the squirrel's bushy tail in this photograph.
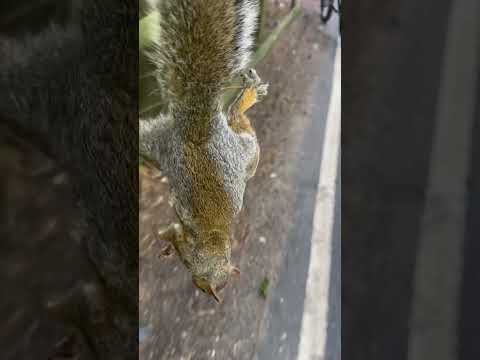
[149,0,259,110]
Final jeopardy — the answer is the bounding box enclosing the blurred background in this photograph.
[0,1,99,359]
[344,1,479,359]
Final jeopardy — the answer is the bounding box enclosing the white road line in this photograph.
[297,41,341,360]
[407,1,479,359]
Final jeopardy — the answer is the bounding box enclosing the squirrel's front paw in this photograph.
[243,68,268,98]
[157,223,183,258]
[256,83,269,98]
[157,223,181,242]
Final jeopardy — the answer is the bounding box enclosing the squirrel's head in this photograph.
[192,263,240,303]
[189,230,241,303]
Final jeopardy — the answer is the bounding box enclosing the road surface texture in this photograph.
[344,0,479,359]
[140,2,340,360]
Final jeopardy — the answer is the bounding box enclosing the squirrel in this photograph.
[139,0,268,303]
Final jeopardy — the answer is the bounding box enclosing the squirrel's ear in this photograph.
[230,266,241,277]
[209,285,222,303]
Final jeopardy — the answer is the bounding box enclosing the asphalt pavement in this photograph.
[256,38,340,360]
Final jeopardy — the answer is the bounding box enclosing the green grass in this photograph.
[259,277,270,299]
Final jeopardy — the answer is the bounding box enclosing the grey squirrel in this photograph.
[140,0,268,302]
[0,0,137,358]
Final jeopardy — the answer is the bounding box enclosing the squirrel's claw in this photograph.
[256,83,269,98]
[158,243,175,258]
[157,223,183,258]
